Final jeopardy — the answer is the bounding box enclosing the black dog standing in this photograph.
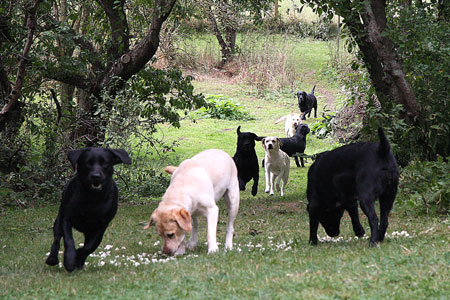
[307,128,399,247]
[280,124,310,167]
[46,148,131,272]
[233,126,263,196]
[297,85,317,120]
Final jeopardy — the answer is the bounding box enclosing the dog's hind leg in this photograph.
[46,216,62,266]
[377,187,397,242]
[187,216,199,250]
[358,194,379,247]
[224,185,240,250]
[206,203,219,253]
[346,202,365,237]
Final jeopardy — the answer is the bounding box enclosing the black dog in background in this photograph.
[297,85,317,120]
[280,124,310,167]
[306,127,399,247]
[233,126,263,196]
[46,148,131,272]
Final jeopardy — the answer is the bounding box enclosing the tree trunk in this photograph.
[66,0,177,146]
[359,0,420,119]
[338,0,419,121]
[207,5,236,68]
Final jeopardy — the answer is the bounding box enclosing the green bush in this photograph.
[193,94,253,121]
[310,105,335,139]
[398,157,450,215]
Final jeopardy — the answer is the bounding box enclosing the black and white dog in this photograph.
[306,127,399,247]
[46,148,131,272]
[297,85,317,120]
[233,126,263,196]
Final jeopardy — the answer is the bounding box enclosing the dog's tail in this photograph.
[274,115,287,124]
[311,85,316,94]
[164,166,178,174]
[377,127,391,156]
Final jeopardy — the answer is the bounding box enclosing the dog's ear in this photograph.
[109,149,132,165]
[261,138,266,149]
[236,126,241,135]
[144,211,158,229]
[164,166,177,174]
[253,134,264,141]
[278,138,283,147]
[67,149,85,171]
[301,125,310,135]
[175,208,192,232]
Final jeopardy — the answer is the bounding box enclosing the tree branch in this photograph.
[96,0,130,59]
[0,0,41,120]
[96,0,177,96]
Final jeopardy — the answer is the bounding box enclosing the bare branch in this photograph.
[0,0,41,123]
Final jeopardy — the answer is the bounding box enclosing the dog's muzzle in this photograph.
[90,183,103,191]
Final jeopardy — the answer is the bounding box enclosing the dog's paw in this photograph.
[355,228,366,238]
[225,242,233,250]
[369,241,380,248]
[207,244,219,254]
[45,255,59,266]
[309,239,318,246]
[187,240,197,251]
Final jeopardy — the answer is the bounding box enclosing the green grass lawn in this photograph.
[1,38,449,299]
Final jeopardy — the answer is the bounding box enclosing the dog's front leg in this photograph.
[61,218,77,272]
[187,216,199,250]
[346,204,365,237]
[76,228,106,269]
[269,172,275,195]
[206,205,219,253]
[251,174,259,196]
[238,176,246,191]
[294,156,301,167]
[264,166,270,193]
[46,216,62,266]
[308,215,320,245]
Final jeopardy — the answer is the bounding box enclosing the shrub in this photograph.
[398,157,450,215]
[192,94,252,121]
[310,105,335,139]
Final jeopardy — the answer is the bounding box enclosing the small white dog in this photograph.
[275,112,302,137]
[145,149,240,255]
[262,137,290,196]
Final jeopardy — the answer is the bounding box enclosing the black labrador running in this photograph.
[306,127,399,247]
[233,126,263,196]
[46,148,131,272]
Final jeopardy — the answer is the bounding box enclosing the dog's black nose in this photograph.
[91,172,102,180]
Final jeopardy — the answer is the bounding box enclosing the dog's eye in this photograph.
[167,233,175,239]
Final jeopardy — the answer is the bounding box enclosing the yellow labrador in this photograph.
[145,149,240,255]
[274,112,302,137]
[262,137,290,196]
